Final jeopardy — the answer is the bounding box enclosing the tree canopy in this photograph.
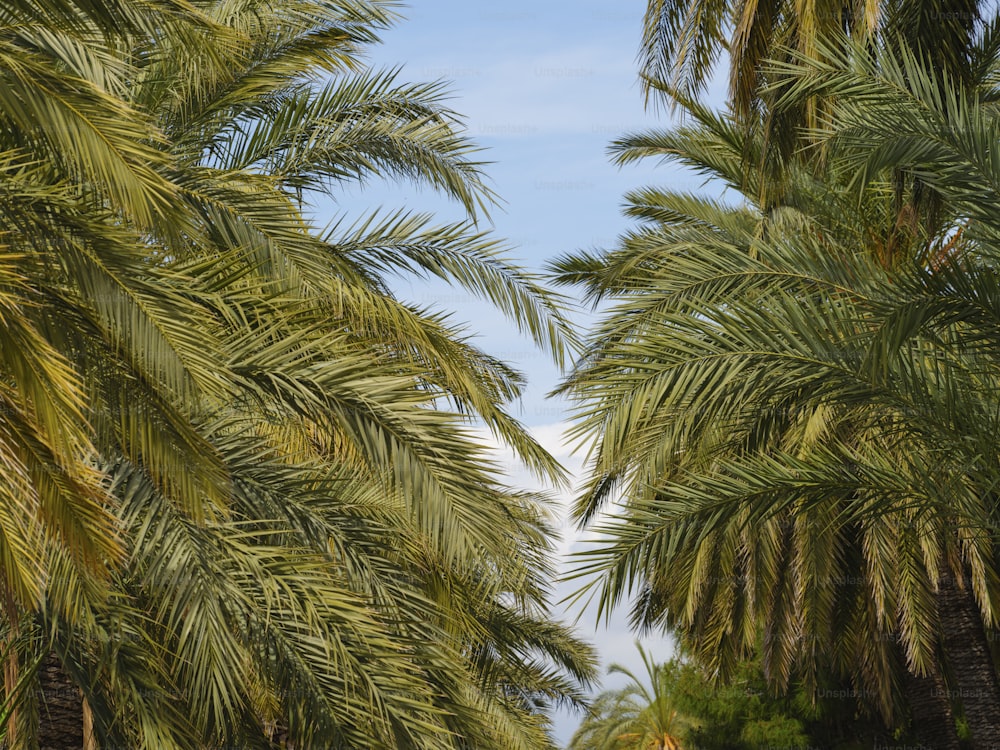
[556,1,1000,747]
[0,1,595,747]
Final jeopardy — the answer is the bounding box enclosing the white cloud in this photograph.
[476,419,675,743]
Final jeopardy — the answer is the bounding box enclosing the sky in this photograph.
[331,1,721,743]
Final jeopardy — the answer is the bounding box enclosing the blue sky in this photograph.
[332,1,720,743]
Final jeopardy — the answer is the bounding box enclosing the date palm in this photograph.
[0,1,228,740]
[553,51,1000,748]
[639,0,991,233]
[568,644,687,750]
[640,0,982,116]
[0,0,594,747]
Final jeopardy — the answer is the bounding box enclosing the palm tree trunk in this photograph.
[36,651,82,750]
[903,668,960,749]
[2,585,20,748]
[82,696,95,750]
[2,647,17,749]
[937,569,1000,749]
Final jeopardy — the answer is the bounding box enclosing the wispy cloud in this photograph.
[452,45,658,138]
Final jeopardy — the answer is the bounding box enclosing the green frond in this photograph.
[0,36,177,230]
[328,210,578,365]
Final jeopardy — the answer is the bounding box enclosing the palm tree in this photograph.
[639,0,989,231]
[553,52,1000,748]
[569,644,687,750]
[639,0,982,116]
[0,0,225,741]
[0,0,595,747]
